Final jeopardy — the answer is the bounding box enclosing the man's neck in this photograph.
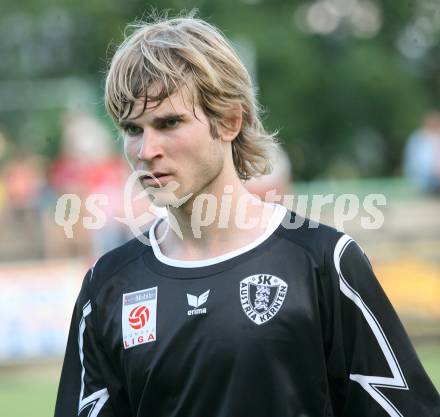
[155,185,277,261]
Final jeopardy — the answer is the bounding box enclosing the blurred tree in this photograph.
[0,0,439,179]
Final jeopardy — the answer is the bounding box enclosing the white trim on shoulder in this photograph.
[150,204,287,268]
[333,234,408,417]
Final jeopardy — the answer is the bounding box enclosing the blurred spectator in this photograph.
[48,111,128,261]
[0,152,49,260]
[245,144,292,202]
[0,177,6,215]
[4,155,45,211]
[403,111,440,193]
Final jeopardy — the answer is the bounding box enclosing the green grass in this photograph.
[0,361,61,417]
[415,343,440,389]
[0,345,438,417]
[0,378,58,417]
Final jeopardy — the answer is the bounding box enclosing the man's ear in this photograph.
[218,104,243,143]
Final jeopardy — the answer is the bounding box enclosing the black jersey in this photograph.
[55,208,440,417]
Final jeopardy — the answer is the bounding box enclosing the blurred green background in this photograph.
[0,0,439,416]
[1,0,440,178]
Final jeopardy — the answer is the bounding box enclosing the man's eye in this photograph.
[123,125,143,136]
[162,118,181,129]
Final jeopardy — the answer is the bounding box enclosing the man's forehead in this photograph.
[128,91,196,120]
[130,86,196,119]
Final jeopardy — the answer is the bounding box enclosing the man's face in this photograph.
[120,87,227,207]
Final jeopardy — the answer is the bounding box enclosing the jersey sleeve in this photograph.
[54,268,129,417]
[324,234,440,417]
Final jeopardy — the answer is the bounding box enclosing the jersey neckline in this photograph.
[144,204,288,278]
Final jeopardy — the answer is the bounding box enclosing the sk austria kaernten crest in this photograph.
[240,274,288,325]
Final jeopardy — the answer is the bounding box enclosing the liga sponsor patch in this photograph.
[122,287,157,349]
[240,274,288,325]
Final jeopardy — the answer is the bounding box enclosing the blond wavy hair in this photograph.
[105,12,278,180]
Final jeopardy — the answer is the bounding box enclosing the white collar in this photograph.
[149,204,287,268]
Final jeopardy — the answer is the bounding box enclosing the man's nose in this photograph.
[137,128,162,161]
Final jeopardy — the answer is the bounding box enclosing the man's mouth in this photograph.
[139,173,172,187]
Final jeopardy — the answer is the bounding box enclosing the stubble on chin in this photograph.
[143,180,194,209]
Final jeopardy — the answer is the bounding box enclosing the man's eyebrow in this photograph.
[153,113,186,123]
[118,113,186,128]
[118,120,139,129]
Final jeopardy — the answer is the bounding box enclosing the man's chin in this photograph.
[146,188,182,208]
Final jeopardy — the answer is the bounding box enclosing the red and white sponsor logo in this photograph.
[128,305,149,329]
[122,287,157,349]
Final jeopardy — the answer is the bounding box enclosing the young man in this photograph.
[55,14,439,417]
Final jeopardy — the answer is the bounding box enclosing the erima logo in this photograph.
[187,290,210,316]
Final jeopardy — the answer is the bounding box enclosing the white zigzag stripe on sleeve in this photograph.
[334,234,409,417]
[78,300,110,417]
